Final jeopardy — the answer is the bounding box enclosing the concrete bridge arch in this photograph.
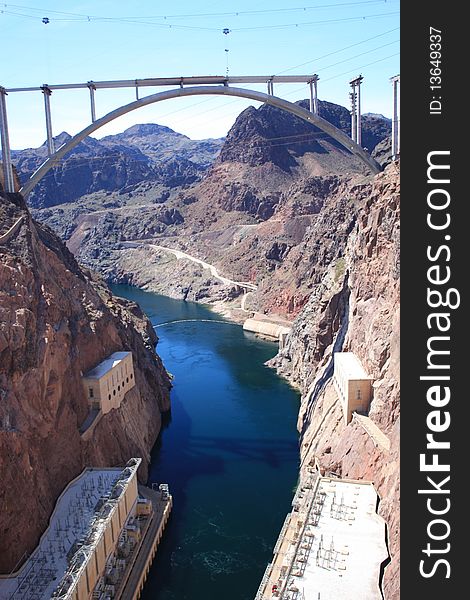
[19,85,381,197]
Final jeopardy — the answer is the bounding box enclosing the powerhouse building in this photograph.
[333,352,373,424]
[0,459,172,600]
[82,351,135,414]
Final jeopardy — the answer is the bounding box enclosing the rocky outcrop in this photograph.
[34,100,392,317]
[14,134,155,209]
[217,100,390,172]
[0,190,171,573]
[361,113,393,154]
[273,163,400,599]
[372,134,393,167]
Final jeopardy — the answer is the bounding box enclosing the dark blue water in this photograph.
[110,285,300,600]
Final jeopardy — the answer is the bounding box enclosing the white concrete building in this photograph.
[256,473,389,600]
[0,459,172,600]
[333,352,373,424]
[82,351,135,415]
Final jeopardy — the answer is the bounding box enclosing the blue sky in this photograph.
[1,1,399,149]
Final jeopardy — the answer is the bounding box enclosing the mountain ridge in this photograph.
[12,124,224,208]
[12,98,390,209]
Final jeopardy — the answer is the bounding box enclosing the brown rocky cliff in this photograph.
[29,101,391,312]
[0,191,171,573]
[273,162,400,599]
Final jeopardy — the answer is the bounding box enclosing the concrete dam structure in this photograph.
[243,314,292,346]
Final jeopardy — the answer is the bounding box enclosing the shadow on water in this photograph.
[187,435,298,468]
[147,387,226,506]
[144,389,226,599]
[160,322,284,394]
[110,285,300,600]
[143,388,299,600]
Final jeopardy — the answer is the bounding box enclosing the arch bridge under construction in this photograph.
[0,73,400,196]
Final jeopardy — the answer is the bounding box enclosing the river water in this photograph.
[110,285,300,600]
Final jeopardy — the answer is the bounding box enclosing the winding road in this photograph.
[121,240,257,292]
[149,244,257,291]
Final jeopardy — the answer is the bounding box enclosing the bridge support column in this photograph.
[349,90,357,143]
[88,82,96,122]
[390,74,400,160]
[0,87,15,193]
[309,75,319,114]
[356,78,362,146]
[349,75,363,145]
[267,79,274,95]
[41,85,55,156]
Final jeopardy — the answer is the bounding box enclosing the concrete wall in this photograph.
[243,318,291,342]
[80,410,103,442]
[131,492,173,600]
[84,379,102,411]
[76,572,88,599]
[86,553,98,594]
[95,535,106,581]
[347,379,373,418]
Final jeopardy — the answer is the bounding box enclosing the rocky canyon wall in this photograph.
[273,162,400,599]
[0,189,171,572]
[7,101,400,596]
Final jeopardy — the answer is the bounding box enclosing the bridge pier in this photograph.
[356,78,362,146]
[390,74,400,160]
[350,90,356,143]
[308,75,319,115]
[41,85,55,156]
[88,82,97,122]
[349,75,363,146]
[0,87,15,193]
